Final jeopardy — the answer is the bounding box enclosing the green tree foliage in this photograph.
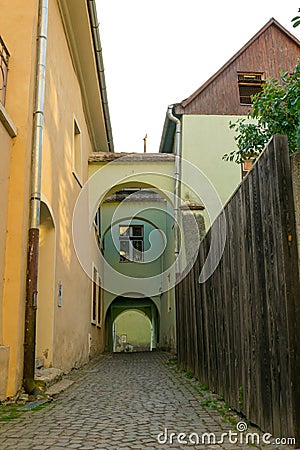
[292,8,300,27]
[223,59,300,164]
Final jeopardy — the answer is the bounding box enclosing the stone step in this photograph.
[34,367,64,392]
[45,379,74,397]
[35,357,44,369]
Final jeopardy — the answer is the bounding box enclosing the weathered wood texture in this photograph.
[176,136,300,443]
[175,21,300,116]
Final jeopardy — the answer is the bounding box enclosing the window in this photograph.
[119,225,144,262]
[97,279,102,327]
[0,36,10,106]
[91,265,102,327]
[91,265,97,324]
[237,72,264,105]
[73,118,82,184]
[94,208,101,248]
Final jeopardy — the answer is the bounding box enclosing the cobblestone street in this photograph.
[0,352,295,449]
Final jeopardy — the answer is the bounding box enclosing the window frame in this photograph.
[237,72,264,105]
[119,225,144,263]
[91,264,98,325]
[91,264,102,327]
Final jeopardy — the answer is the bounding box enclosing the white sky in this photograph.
[96,1,299,153]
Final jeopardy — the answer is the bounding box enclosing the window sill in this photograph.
[0,102,17,137]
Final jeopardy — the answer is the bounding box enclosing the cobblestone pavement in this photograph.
[0,352,295,449]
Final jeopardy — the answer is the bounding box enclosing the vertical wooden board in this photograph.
[224,197,239,410]
[192,250,201,380]
[268,136,293,437]
[210,217,220,393]
[223,206,234,405]
[216,212,228,396]
[247,167,263,426]
[232,193,244,410]
[259,140,286,437]
[187,269,195,372]
[259,140,286,436]
[182,271,189,370]
[191,265,198,376]
[252,161,274,432]
[239,176,252,418]
[236,185,249,416]
[176,280,185,367]
[215,214,227,396]
[198,241,209,385]
[274,136,300,441]
[202,231,213,388]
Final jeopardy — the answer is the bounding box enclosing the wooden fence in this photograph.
[176,135,300,443]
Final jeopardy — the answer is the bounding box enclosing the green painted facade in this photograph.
[181,115,242,228]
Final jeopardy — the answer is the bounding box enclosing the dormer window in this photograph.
[237,72,264,105]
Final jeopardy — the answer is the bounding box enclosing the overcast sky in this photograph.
[96,1,299,153]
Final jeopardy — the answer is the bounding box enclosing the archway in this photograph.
[36,202,55,368]
[113,309,151,352]
[105,296,160,352]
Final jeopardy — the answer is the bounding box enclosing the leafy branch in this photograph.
[223,59,300,164]
[292,8,300,27]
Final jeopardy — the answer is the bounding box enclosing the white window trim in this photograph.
[91,264,102,328]
[96,274,102,328]
[91,263,98,325]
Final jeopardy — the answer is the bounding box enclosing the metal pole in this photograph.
[143,133,147,153]
[167,106,181,276]
[23,0,48,394]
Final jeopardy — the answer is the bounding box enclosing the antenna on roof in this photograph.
[143,133,148,153]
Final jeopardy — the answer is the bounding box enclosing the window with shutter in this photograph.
[237,72,264,105]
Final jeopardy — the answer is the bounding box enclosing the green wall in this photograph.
[114,310,151,352]
[181,115,242,227]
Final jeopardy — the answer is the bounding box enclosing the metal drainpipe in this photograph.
[88,0,114,153]
[23,0,48,394]
[167,105,182,276]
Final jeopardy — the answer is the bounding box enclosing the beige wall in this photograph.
[39,0,103,372]
[0,122,12,341]
[0,119,14,400]
[0,0,37,397]
[0,0,106,397]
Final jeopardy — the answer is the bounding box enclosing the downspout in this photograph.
[167,106,182,276]
[87,0,114,153]
[23,0,48,394]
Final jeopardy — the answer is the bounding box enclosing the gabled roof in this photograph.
[160,18,300,153]
[180,18,300,110]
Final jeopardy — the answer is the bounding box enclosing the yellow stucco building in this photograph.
[0,0,113,398]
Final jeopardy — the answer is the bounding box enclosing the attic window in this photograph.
[238,72,264,105]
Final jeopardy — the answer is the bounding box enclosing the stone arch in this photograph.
[113,309,152,352]
[104,295,160,352]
